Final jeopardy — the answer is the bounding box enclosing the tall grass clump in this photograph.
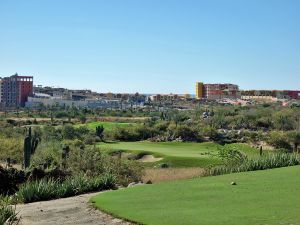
[0,195,18,225]
[207,146,300,176]
[209,152,300,176]
[17,173,116,203]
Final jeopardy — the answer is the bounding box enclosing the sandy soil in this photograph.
[138,155,163,163]
[142,167,205,183]
[0,163,22,170]
[17,193,133,225]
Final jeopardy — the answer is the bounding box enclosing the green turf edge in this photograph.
[90,194,145,225]
[90,166,300,225]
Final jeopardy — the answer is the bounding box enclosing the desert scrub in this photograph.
[0,137,23,163]
[0,167,26,195]
[208,152,300,176]
[17,173,116,203]
[67,146,144,186]
[0,195,18,225]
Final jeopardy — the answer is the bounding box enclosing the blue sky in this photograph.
[0,0,300,94]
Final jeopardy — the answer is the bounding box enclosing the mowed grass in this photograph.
[98,141,260,167]
[76,121,133,131]
[92,166,300,225]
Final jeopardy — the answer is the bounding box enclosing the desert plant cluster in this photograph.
[1,102,300,224]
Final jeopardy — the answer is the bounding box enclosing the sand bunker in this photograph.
[138,155,163,163]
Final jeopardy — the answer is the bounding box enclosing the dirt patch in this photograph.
[17,192,133,225]
[0,163,22,170]
[138,155,163,163]
[142,167,205,183]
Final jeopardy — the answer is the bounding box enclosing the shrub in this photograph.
[173,125,201,142]
[114,160,144,186]
[109,124,159,141]
[27,167,70,182]
[0,167,26,195]
[31,141,62,168]
[31,143,144,187]
[60,125,90,140]
[67,146,144,186]
[42,126,63,142]
[0,137,23,163]
[267,131,292,151]
[217,145,247,166]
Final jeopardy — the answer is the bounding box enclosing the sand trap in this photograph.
[138,155,163,163]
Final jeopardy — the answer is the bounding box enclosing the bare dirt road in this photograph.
[17,192,133,225]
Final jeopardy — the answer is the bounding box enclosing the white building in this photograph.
[25,93,135,109]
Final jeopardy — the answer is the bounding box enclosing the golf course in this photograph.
[98,141,259,167]
[92,166,300,225]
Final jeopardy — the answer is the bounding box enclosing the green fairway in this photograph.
[76,121,133,131]
[98,141,259,167]
[92,166,300,225]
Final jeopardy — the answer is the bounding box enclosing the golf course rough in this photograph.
[92,166,300,225]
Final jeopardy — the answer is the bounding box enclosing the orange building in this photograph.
[196,82,240,100]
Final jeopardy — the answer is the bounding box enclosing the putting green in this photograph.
[92,166,300,225]
[98,141,259,167]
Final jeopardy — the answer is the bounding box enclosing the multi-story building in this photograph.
[0,79,3,105]
[241,90,300,100]
[0,74,33,107]
[196,82,204,99]
[149,94,179,102]
[196,82,240,100]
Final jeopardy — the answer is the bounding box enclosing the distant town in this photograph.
[1,73,300,110]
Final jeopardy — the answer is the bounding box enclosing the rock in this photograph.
[146,180,152,184]
[127,181,144,188]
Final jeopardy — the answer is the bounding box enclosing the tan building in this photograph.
[196,82,240,100]
[196,82,204,99]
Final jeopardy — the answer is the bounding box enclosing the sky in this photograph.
[0,0,300,94]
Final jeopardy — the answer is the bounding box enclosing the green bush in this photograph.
[173,125,202,141]
[267,131,292,151]
[31,141,62,168]
[67,147,144,186]
[108,124,159,141]
[0,137,23,163]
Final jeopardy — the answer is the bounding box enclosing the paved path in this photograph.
[17,193,133,225]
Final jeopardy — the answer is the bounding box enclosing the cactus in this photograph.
[260,146,263,156]
[80,145,85,155]
[23,127,40,169]
[62,145,70,169]
[96,125,104,141]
